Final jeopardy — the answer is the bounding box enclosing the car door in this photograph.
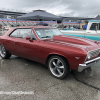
[85,23,98,41]
[19,28,39,61]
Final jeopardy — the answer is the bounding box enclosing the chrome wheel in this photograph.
[0,45,6,57]
[48,56,70,79]
[0,45,11,59]
[49,58,65,77]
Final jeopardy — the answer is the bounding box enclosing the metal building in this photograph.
[0,10,26,19]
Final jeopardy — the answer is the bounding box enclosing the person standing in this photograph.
[83,21,88,30]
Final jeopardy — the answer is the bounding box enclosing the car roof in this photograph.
[12,26,53,29]
[3,26,56,36]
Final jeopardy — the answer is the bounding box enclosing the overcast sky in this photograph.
[0,0,100,17]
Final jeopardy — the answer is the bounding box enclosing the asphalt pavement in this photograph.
[0,55,100,100]
[0,31,100,100]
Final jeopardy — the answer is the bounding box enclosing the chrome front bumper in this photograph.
[78,57,100,72]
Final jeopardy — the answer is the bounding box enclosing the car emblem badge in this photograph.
[75,57,80,59]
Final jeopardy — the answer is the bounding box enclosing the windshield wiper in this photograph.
[41,36,51,38]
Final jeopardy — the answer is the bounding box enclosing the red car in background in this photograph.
[0,26,100,79]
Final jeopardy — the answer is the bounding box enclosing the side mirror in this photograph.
[26,37,31,40]
[26,37,33,42]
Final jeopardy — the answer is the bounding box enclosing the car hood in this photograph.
[43,35,100,53]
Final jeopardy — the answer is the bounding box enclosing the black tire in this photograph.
[0,45,11,59]
[47,56,70,79]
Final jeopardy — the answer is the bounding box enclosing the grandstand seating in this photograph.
[0,18,80,28]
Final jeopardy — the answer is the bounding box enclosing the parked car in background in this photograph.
[0,26,100,79]
[3,26,11,31]
[61,20,100,41]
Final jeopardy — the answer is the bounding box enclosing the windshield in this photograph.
[34,28,63,39]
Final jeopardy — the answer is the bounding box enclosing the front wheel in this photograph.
[47,56,70,79]
[0,45,11,59]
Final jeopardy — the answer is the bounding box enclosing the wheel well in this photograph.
[46,54,69,67]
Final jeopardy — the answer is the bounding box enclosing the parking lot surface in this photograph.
[0,55,100,100]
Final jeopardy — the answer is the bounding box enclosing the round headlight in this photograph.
[87,54,91,59]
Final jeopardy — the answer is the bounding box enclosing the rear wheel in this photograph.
[47,56,70,79]
[0,45,11,59]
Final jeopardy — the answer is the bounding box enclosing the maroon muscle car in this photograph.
[0,26,100,79]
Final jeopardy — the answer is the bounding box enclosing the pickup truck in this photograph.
[60,20,100,41]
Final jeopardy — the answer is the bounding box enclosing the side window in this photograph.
[10,29,19,38]
[10,29,36,39]
[90,23,97,30]
[19,29,36,39]
[19,29,31,38]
